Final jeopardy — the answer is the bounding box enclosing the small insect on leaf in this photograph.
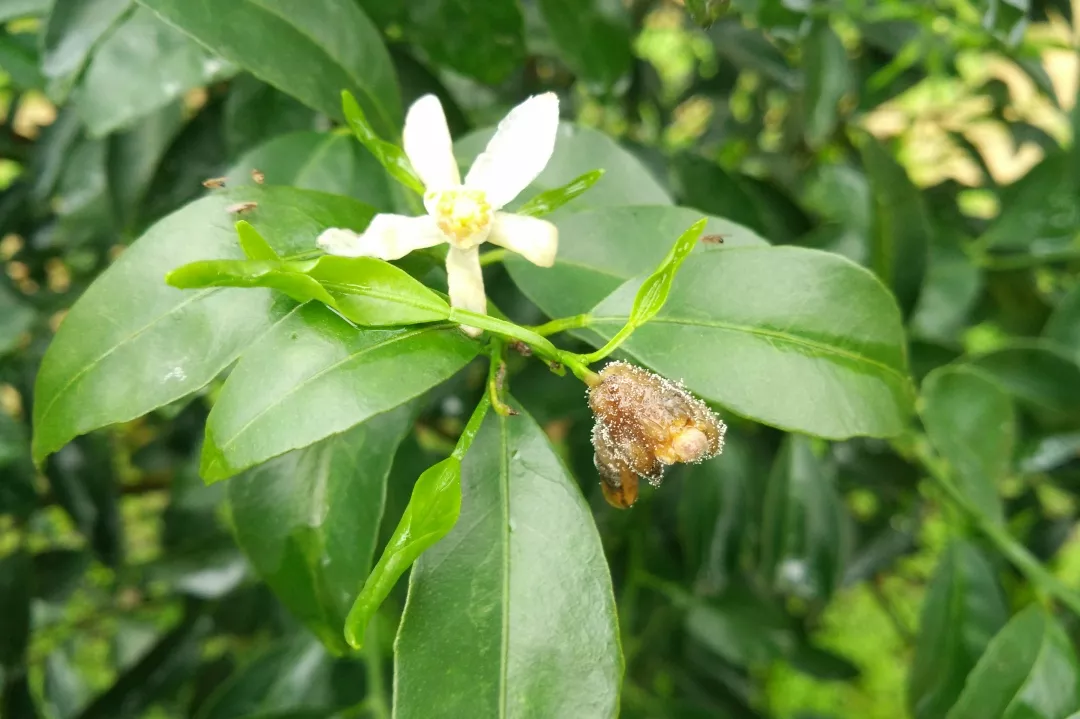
[251,169,265,185]
[202,177,227,189]
[701,234,726,245]
[226,202,257,215]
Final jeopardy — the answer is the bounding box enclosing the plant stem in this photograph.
[478,249,509,267]
[486,339,517,417]
[530,313,592,336]
[911,441,1080,617]
[580,323,636,365]
[453,394,491,460]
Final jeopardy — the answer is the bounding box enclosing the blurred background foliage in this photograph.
[2,0,1080,717]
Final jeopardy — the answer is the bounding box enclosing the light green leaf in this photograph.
[516,169,605,218]
[137,0,401,135]
[32,186,376,466]
[628,218,706,328]
[947,605,1080,719]
[394,401,622,717]
[909,541,1009,719]
[165,259,337,306]
[341,90,424,197]
[921,366,1014,525]
[301,255,451,325]
[228,408,412,655]
[236,221,279,261]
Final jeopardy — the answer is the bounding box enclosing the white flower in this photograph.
[317,92,561,336]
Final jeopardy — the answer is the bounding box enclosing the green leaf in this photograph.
[516,169,605,218]
[921,366,1014,525]
[685,586,794,667]
[947,605,1080,719]
[802,19,851,148]
[41,0,130,101]
[536,0,631,88]
[0,0,51,22]
[341,90,424,197]
[107,100,186,230]
[165,259,337,306]
[1044,284,1080,363]
[0,31,43,90]
[200,304,477,482]
[628,218,706,328]
[684,0,730,27]
[394,401,622,716]
[455,123,672,214]
[0,284,33,358]
[228,408,411,654]
[344,455,461,649]
[707,18,797,88]
[406,0,525,84]
[302,255,451,325]
[236,221,279,261]
[507,205,766,320]
[45,436,123,566]
[910,234,983,344]
[223,74,317,158]
[73,7,235,137]
[909,540,1009,719]
[967,343,1080,426]
[33,550,91,603]
[32,186,376,466]
[759,436,848,602]
[137,0,401,135]
[587,246,913,439]
[857,131,931,317]
[226,131,395,212]
[0,551,31,670]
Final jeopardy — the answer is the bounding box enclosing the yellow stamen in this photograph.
[430,188,492,248]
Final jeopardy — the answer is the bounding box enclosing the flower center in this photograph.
[428,188,493,249]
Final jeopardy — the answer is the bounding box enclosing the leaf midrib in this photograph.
[590,314,908,384]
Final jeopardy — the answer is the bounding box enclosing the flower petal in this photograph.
[403,94,460,192]
[487,212,558,267]
[446,246,485,336]
[464,92,559,210]
[316,215,444,260]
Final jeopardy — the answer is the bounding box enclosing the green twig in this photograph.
[478,249,509,267]
[579,324,636,365]
[453,393,491,460]
[486,339,517,417]
[529,313,592,336]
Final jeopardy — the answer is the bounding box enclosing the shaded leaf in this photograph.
[406,0,525,84]
[802,20,851,148]
[41,0,130,101]
[537,0,631,88]
[0,551,31,670]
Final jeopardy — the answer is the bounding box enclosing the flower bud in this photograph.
[588,361,725,507]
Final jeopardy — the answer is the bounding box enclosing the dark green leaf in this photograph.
[137,0,401,135]
[587,247,913,439]
[803,20,851,148]
[228,408,412,654]
[0,413,36,519]
[967,343,1080,426]
[200,305,477,482]
[857,131,931,316]
[684,0,730,27]
[41,0,130,101]
[455,124,672,214]
[394,401,621,717]
[341,90,424,197]
[910,234,982,344]
[909,541,1009,719]
[0,31,44,90]
[686,587,794,667]
[406,0,525,84]
[921,366,1014,525]
[628,218,706,328]
[45,436,123,566]
[536,0,631,88]
[73,7,235,137]
[1044,284,1080,363]
[32,186,376,466]
[707,19,798,88]
[223,74,317,158]
[107,100,186,231]
[33,550,91,603]
[947,605,1080,719]
[507,205,766,320]
[344,455,461,649]
[0,551,31,670]
[759,436,848,602]
[516,169,605,218]
[0,284,33,357]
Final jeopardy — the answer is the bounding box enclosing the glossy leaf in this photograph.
[455,123,672,214]
[803,19,851,148]
[137,0,401,135]
[301,255,450,325]
[759,436,848,602]
[73,7,235,137]
[236,221,279,261]
[228,408,411,654]
[225,131,395,211]
[344,455,461,649]
[921,366,1014,525]
[394,401,622,717]
[967,343,1080,426]
[341,90,424,196]
[507,205,767,320]
[536,0,631,88]
[41,0,130,100]
[857,131,931,317]
[516,169,605,218]
[166,259,336,306]
[586,246,913,439]
[908,540,1009,719]
[200,304,477,482]
[407,0,525,84]
[32,186,377,466]
[628,218,706,328]
[947,605,1080,719]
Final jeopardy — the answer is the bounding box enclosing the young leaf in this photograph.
[341,90,425,196]
[516,169,605,218]
[166,260,336,306]
[629,218,707,328]
[394,400,622,717]
[236,220,279,260]
[344,456,462,649]
[946,605,1080,719]
[302,255,451,325]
